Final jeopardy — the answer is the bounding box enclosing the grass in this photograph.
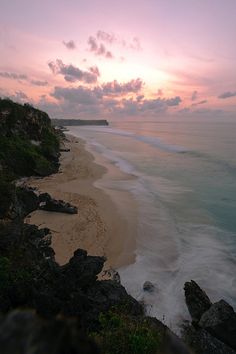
[0,136,55,177]
[91,309,160,354]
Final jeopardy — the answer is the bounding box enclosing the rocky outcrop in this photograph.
[184,280,212,322]
[143,281,155,292]
[183,325,236,354]
[199,300,236,350]
[39,193,78,214]
[183,280,236,353]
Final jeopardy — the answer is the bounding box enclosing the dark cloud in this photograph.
[63,40,76,50]
[31,80,48,86]
[88,36,114,59]
[191,90,198,101]
[191,100,207,106]
[0,71,48,87]
[48,59,99,84]
[97,30,116,44]
[218,91,236,99]
[96,31,142,51]
[89,66,100,77]
[0,71,28,80]
[49,82,181,119]
[101,79,143,95]
[51,86,99,105]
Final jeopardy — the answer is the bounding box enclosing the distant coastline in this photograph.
[51,118,109,126]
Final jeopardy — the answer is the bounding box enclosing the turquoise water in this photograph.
[68,121,236,331]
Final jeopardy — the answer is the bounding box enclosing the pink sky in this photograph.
[0,0,236,120]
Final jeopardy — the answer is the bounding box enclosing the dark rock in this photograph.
[0,310,100,354]
[39,193,78,214]
[183,324,236,354]
[60,249,106,290]
[60,148,70,152]
[143,281,155,292]
[13,186,39,218]
[199,300,236,350]
[184,280,212,323]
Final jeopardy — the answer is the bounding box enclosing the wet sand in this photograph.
[27,135,137,269]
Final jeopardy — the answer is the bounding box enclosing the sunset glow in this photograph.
[1,0,236,119]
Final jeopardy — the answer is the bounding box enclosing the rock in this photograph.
[39,193,78,214]
[199,300,236,350]
[85,280,143,329]
[183,324,236,354]
[60,148,70,152]
[184,280,212,323]
[0,310,100,354]
[60,249,106,291]
[13,186,39,218]
[143,281,155,292]
[101,268,121,283]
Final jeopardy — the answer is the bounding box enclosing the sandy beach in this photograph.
[27,135,137,269]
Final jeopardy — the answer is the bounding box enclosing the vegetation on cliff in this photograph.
[0,98,60,178]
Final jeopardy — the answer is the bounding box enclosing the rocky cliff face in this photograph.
[0,99,52,140]
[0,98,60,178]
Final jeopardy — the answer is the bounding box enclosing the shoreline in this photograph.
[27,134,138,269]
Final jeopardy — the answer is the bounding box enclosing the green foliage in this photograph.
[0,173,15,218]
[0,256,32,290]
[40,128,60,160]
[0,98,60,177]
[92,310,160,354]
[0,136,54,176]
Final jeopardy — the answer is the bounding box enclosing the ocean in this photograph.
[68,120,236,332]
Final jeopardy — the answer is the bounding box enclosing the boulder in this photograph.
[199,300,236,350]
[39,193,78,214]
[143,281,155,292]
[0,310,100,354]
[60,249,106,290]
[184,280,212,322]
[183,324,236,354]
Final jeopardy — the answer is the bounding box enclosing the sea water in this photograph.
[68,120,236,332]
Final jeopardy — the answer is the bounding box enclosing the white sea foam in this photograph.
[68,124,236,334]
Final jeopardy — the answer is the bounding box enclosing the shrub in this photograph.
[0,173,15,218]
[0,136,55,176]
[0,256,32,290]
[92,310,160,354]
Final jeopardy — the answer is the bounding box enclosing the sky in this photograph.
[0,0,236,120]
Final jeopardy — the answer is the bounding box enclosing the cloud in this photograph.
[101,79,143,95]
[51,86,99,105]
[62,40,76,50]
[129,37,142,51]
[0,71,28,80]
[31,80,48,86]
[89,66,100,77]
[157,89,163,96]
[96,30,142,51]
[218,91,236,99]
[0,71,48,87]
[49,82,181,119]
[191,90,198,101]
[191,100,208,106]
[97,30,116,44]
[88,36,114,59]
[6,90,29,104]
[48,59,99,84]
